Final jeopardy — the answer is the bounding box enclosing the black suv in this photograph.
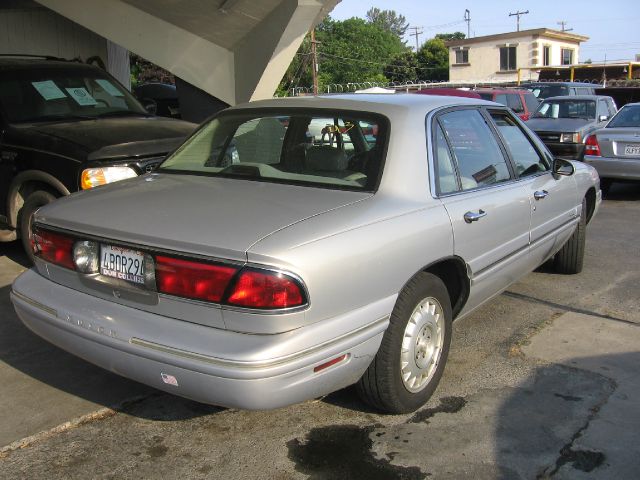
[0,57,196,259]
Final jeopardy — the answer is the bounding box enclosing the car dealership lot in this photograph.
[1,185,639,479]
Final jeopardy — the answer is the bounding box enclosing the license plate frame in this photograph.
[624,145,640,156]
[100,244,146,285]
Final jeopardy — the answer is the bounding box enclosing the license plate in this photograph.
[624,145,640,155]
[100,244,145,284]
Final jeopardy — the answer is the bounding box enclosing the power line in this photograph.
[557,20,572,32]
[508,10,529,31]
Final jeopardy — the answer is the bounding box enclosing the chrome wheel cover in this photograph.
[400,296,445,393]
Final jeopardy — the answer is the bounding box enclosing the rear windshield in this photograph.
[0,66,147,123]
[527,84,567,99]
[159,110,388,191]
[607,105,640,128]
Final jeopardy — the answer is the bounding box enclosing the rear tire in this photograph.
[357,272,452,414]
[19,190,56,264]
[600,179,612,196]
[554,198,586,274]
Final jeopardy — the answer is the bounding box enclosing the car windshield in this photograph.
[0,66,147,123]
[606,105,640,128]
[532,100,596,120]
[158,110,387,191]
[527,84,566,99]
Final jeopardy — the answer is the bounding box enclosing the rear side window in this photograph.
[159,110,387,191]
[506,94,524,113]
[490,112,549,177]
[435,109,511,191]
[523,93,540,113]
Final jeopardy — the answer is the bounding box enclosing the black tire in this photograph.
[357,272,452,414]
[554,198,586,274]
[600,179,612,196]
[19,190,56,264]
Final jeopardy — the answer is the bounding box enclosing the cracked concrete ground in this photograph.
[1,184,639,479]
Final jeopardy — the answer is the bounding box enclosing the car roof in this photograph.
[232,93,496,115]
[415,88,481,98]
[524,82,599,87]
[541,95,611,101]
[475,88,527,94]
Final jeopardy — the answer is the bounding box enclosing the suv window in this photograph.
[506,93,524,113]
[490,112,550,177]
[0,67,146,123]
[523,92,540,113]
[436,109,511,191]
[160,111,386,191]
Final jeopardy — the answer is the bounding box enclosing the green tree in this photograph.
[278,17,408,93]
[435,32,466,41]
[417,37,449,81]
[365,8,409,38]
[384,51,419,83]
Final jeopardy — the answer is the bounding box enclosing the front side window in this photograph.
[0,67,146,123]
[490,112,549,177]
[561,49,574,65]
[455,48,469,64]
[436,109,511,191]
[159,111,386,191]
[506,94,524,113]
[500,46,517,71]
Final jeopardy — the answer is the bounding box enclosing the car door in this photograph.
[487,110,579,266]
[432,108,532,314]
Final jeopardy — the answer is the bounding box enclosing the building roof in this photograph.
[445,28,589,48]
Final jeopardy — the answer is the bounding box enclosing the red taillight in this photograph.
[227,269,305,309]
[520,113,530,121]
[584,135,601,156]
[32,228,75,270]
[155,256,237,302]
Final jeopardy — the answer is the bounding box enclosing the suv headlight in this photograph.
[560,133,581,143]
[81,166,138,189]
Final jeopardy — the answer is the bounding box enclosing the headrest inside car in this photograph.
[305,146,348,171]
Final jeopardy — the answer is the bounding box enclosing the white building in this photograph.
[446,28,589,84]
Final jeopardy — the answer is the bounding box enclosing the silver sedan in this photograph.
[11,94,601,413]
[583,102,640,193]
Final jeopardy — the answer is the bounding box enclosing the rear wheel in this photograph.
[554,197,586,274]
[19,190,56,263]
[357,272,452,413]
[600,179,612,196]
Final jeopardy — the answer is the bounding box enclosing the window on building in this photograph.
[561,48,574,65]
[455,48,469,64]
[500,46,517,71]
[543,46,551,66]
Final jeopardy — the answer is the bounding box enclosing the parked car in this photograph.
[526,95,617,159]
[524,82,599,100]
[582,102,640,193]
[133,82,181,119]
[415,88,481,99]
[11,94,601,414]
[475,88,539,121]
[0,56,196,260]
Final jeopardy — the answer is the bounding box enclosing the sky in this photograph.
[330,0,640,63]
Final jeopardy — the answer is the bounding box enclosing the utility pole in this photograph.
[464,9,471,38]
[509,10,529,32]
[310,29,319,95]
[408,26,423,51]
[557,20,572,32]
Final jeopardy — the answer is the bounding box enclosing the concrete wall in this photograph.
[449,34,582,84]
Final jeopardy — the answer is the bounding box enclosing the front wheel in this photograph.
[357,272,452,414]
[19,190,56,264]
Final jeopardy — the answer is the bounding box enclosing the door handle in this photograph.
[534,190,549,200]
[463,209,487,223]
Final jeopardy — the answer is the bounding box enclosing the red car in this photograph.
[475,88,539,121]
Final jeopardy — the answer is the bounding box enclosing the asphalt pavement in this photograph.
[0,183,638,479]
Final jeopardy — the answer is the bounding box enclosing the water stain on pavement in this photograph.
[287,424,426,480]
[407,396,467,423]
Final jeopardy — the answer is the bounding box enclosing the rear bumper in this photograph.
[11,269,391,410]
[583,155,640,181]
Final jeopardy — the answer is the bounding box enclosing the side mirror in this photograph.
[553,157,575,177]
[141,98,157,115]
[598,115,608,122]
